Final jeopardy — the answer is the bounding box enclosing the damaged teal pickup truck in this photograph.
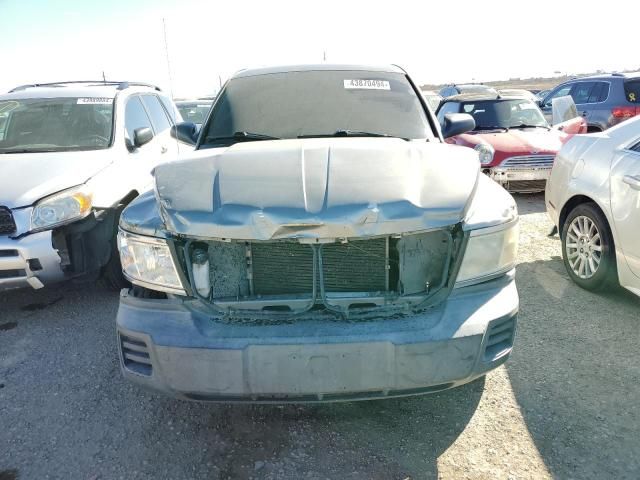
[115,64,519,402]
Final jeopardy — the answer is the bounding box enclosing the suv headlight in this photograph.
[456,220,519,286]
[31,185,92,231]
[474,143,495,165]
[117,230,185,295]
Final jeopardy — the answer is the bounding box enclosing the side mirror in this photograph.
[133,127,154,148]
[171,122,199,145]
[442,113,475,139]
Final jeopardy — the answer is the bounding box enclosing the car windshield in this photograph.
[460,99,548,130]
[0,97,114,153]
[200,70,434,147]
[176,102,212,125]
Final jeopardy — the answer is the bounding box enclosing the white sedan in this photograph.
[546,116,640,296]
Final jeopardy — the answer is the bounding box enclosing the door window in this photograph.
[570,82,596,105]
[587,82,610,103]
[141,95,171,133]
[125,96,153,142]
[544,85,572,107]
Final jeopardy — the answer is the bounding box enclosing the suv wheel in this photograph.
[561,203,617,291]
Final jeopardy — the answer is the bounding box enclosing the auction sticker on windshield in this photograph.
[77,97,112,105]
[344,79,390,90]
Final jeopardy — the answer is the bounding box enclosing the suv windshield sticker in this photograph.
[77,97,112,105]
[343,79,390,90]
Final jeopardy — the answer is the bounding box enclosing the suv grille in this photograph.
[501,155,555,169]
[0,207,16,235]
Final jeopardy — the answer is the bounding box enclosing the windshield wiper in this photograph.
[204,131,280,143]
[474,125,509,132]
[298,129,407,140]
[0,148,62,154]
[508,124,550,130]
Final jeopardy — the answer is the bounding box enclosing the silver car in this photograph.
[546,116,640,296]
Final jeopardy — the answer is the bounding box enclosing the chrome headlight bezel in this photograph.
[117,230,186,295]
[30,184,93,232]
[455,219,519,287]
[474,143,495,165]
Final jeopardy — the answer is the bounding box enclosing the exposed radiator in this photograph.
[252,242,314,295]
[321,238,387,292]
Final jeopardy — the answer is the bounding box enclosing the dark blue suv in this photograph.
[539,72,640,132]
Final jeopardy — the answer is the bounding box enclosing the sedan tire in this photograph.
[561,202,617,291]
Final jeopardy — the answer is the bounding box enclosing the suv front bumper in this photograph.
[0,231,64,291]
[116,272,518,402]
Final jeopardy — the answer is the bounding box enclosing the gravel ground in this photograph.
[1,193,639,480]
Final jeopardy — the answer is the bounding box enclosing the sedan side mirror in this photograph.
[133,127,154,148]
[171,122,199,145]
[442,113,475,139]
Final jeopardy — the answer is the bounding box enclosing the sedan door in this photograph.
[610,140,640,278]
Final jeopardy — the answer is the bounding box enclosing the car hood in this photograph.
[0,150,114,208]
[457,128,566,157]
[153,138,480,241]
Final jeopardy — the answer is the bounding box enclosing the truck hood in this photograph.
[153,138,480,240]
[0,150,113,208]
[456,128,567,161]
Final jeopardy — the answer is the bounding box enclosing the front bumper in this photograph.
[488,167,551,192]
[116,272,519,402]
[0,231,64,291]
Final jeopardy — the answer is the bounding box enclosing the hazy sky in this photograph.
[1,0,637,97]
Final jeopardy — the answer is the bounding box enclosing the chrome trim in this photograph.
[468,218,518,237]
[499,155,555,169]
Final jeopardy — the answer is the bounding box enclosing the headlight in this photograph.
[456,221,519,286]
[117,230,185,295]
[474,143,495,165]
[31,185,92,231]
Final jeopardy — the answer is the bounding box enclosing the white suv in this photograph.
[0,80,185,291]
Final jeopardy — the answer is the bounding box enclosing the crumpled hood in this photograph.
[0,150,113,208]
[154,138,480,240]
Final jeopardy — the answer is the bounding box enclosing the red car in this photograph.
[437,94,586,192]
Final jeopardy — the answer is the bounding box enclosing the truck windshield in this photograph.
[0,97,114,153]
[200,70,433,147]
[442,99,548,131]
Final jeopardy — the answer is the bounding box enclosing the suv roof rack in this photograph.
[9,81,162,93]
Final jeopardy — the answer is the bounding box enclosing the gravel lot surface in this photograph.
[1,193,639,480]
